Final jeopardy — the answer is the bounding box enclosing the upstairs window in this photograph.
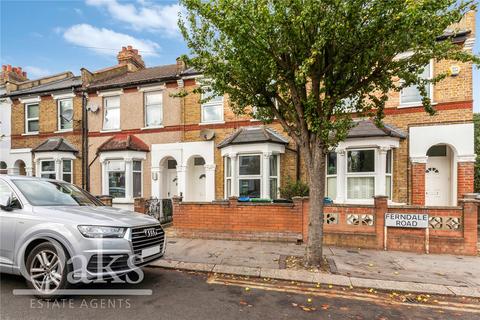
[144,91,163,127]
[201,90,223,123]
[400,62,432,106]
[25,103,39,133]
[103,96,120,130]
[58,98,73,131]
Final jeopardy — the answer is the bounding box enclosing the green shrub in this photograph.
[279,179,309,200]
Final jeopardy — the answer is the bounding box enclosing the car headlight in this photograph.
[77,225,126,238]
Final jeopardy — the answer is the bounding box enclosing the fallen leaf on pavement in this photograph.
[321,304,330,310]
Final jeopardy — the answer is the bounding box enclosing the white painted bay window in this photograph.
[58,98,73,131]
[201,90,224,123]
[107,160,126,198]
[346,149,376,200]
[40,160,56,179]
[25,103,39,133]
[38,158,73,182]
[103,96,120,130]
[224,157,232,198]
[238,155,261,198]
[133,160,142,198]
[385,150,393,200]
[269,155,279,199]
[62,159,73,183]
[326,152,337,199]
[144,91,163,127]
[400,62,433,107]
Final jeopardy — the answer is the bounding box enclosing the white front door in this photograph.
[166,168,178,198]
[425,156,450,206]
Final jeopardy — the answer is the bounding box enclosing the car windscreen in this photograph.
[13,180,103,206]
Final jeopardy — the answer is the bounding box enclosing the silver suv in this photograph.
[0,175,166,297]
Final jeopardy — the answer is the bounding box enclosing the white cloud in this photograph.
[74,8,83,15]
[62,24,160,57]
[24,66,53,79]
[85,0,181,36]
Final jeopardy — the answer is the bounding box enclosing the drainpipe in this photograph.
[82,91,89,191]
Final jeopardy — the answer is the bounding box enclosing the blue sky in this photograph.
[0,1,479,111]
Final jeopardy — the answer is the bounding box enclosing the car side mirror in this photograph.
[0,194,13,211]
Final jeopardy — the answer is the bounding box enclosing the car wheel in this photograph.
[25,241,71,299]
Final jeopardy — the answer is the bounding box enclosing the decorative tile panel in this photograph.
[428,216,462,230]
[346,214,374,226]
[324,213,338,224]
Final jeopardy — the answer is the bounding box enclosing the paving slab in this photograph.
[312,273,351,287]
[175,262,215,272]
[150,259,179,269]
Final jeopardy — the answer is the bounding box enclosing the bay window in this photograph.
[269,155,279,199]
[62,160,73,183]
[133,160,142,198]
[225,157,232,198]
[385,150,393,199]
[201,90,224,123]
[346,149,375,200]
[40,160,56,179]
[103,96,120,130]
[144,91,163,127]
[25,103,39,133]
[326,152,337,199]
[107,160,126,198]
[238,155,261,198]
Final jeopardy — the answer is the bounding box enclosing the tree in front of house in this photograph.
[179,0,479,266]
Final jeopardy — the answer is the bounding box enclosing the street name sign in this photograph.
[385,213,429,228]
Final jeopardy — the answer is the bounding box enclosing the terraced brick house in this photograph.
[6,71,84,186]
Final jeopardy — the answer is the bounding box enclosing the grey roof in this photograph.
[88,64,179,90]
[8,76,81,97]
[218,126,289,148]
[347,119,406,139]
[32,138,78,153]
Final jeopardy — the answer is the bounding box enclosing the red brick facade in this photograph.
[411,162,426,205]
[458,162,475,200]
[167,196,478,255]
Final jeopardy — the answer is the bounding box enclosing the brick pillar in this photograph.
[374,196,388,249]
[459,196,479,255]
[134,197,146,214]
[172,196,182,227]
[457,162,474,201]
[292,197,306,241]
[411,159,427,205]
[228,196,238,207]
[97,195,113,207]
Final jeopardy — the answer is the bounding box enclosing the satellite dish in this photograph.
[88,104,99,112]
[200,129,215,140]
[61,109,74,122]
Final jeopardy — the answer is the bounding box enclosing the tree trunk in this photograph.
[304,144,326,267]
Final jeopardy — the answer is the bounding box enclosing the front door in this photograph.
[166,168,178,198]
[425,156,450,206]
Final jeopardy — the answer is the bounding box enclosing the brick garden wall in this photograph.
[166,195,478,255]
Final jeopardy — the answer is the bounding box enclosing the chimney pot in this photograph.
[7,65,12,71]
[127,45,132,50]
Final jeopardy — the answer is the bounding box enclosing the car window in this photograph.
[12,180,103,207]
[0,180,22,209]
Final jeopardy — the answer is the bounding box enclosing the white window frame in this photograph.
[345,148,376,201]
[237,153,262,198]
[25,103,39,134]
[57,98,74,131]
[144,91,163,128]
[269,154,280,199]
[39,159,56,179]
[326,152,337,200]
[385,149,393,200]
[224,157,232,198]
[61,159,73,183]
[106,159,127,199]
[103,96,121,130]
[132,160,143,198]
[399,60,434,108]
[200,89,224,124]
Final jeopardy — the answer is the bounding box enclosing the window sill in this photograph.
[199,121,225,126]
[112,198,134,204]
[141,125,164,130]
[22,132,39,136]
[398,101,437,108]
[54,129,73,133]
[100,129,121,133]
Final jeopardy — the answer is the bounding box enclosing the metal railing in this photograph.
[145,198,173,225]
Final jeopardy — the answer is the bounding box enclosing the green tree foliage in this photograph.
[474,113,480,193]
[179,0,479,266]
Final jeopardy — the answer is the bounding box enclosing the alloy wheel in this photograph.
[29,249,63,294]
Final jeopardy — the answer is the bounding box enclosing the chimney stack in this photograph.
[1,64,28,84]
[176,57,186,74]
[117,45,145,71]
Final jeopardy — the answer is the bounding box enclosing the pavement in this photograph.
[150,237,480,298]
[2,268,480,320]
